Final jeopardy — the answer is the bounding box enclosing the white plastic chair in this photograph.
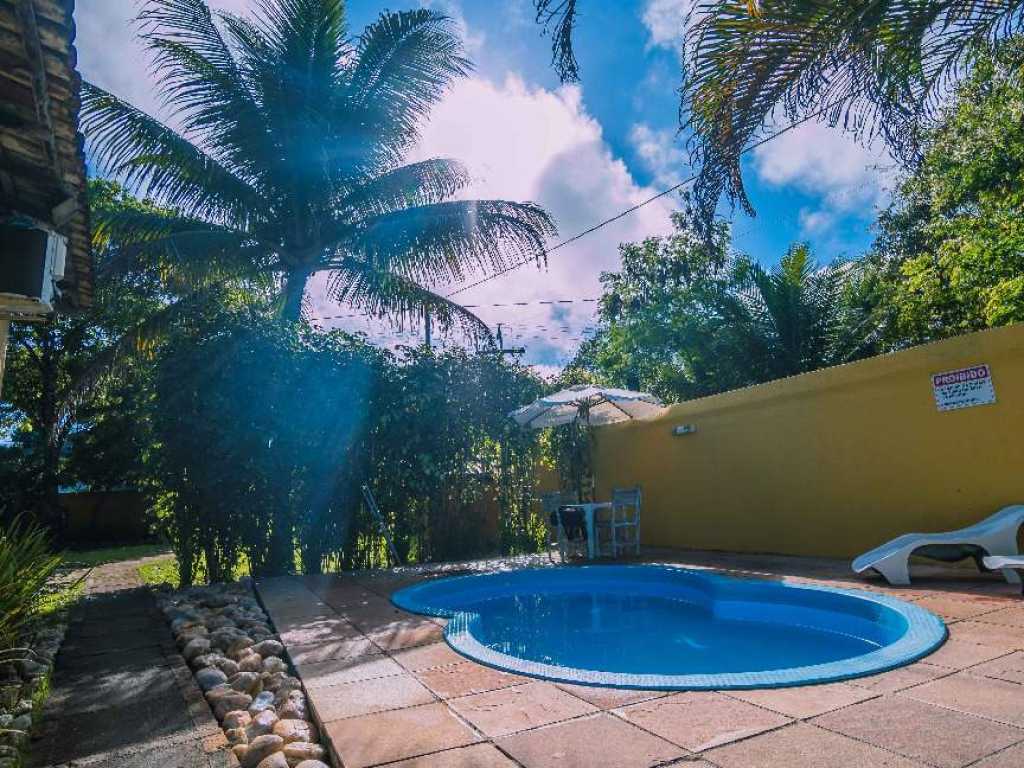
[852,505,1024,585]
[598,486,641,558]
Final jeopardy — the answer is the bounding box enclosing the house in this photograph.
[0,0,91,393]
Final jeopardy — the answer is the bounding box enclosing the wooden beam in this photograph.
[14,0,64,194]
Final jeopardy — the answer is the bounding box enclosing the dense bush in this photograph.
[150,315,546,585]
[0,517,62,651]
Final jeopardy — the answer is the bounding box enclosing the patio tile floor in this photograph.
[496,712,687,768]
[447,682,599,738]
[972,606,1024,627]
[968,650,1024,684]
[323,702,481,768]
[813,694,1024,768]
[415,660,527,699]
[616,692,791,751]
[844,661,950,693]
[727,681,878,718]
[554,682,666,709]
[386,744,520,767]
[901,671,1024,727]
[704,722,930,767]
[257,551,1024,768]
[391,640,467,671]
[312,672,436,721]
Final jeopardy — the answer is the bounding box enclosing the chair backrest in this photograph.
[612,486,641,522]
[540,491,563,512]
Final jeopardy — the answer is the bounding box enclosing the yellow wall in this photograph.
[588,324,1024,558]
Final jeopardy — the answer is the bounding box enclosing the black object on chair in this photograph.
[558,506,587,542]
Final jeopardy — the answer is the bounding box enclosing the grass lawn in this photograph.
[138,556,180,587]
[61,543,171,568]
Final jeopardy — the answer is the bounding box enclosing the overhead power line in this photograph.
[445,101,848,299]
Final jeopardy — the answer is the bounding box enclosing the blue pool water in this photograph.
[392,566,946,689]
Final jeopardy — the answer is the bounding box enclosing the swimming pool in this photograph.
[392,565,946,689]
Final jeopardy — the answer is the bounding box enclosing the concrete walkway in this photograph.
[30,558,227,768]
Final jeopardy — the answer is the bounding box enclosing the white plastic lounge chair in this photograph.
[852,505,1024,585]
[982,555,1024,593]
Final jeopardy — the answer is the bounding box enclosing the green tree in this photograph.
[872,36,1024,343]
[0,182,170,530]
[535,1,1024,224]
[573,212,878,401]
[83,0,555,333]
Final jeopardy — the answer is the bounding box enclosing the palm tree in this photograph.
[725,244,879,380]
[535,1,1023,224]
[84,0,556,337]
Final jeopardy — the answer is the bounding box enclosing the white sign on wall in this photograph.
[932,364,996,412]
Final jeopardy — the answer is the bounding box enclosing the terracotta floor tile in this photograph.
[814,694,1023,768]
[924,638,1009,669]
[971,743,1024,768]
[616,692,790,752]
[968,651,1024,685]
[278,616,363,646]
[367,618,446,651]
[325,702,480,768]
[416,661,526,699]
[973,606,1024,628]
[392,642,466,672]
[448,682,597,738]
[555,683,666,710]
[704,722,928,768]
[497,712,686,768]
[344,603,412,628]
[727,682,877,718]
[947,621,1024,651]
[384,743,519,767]
[846,662,949,693]
[286,635,381,665]
[912,596,1007,621]
[297,654,406,689]
[311,673,436,722]
[902,671,1024,726]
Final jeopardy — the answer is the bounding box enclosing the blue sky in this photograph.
[77,0,894,373]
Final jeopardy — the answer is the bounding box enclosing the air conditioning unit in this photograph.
[0,221,68,316]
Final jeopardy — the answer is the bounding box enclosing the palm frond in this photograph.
[93,206,269,293]
[337,159,470,219]
[534,0,580,82]
[342,9,472,170]
[326,262,494,346]
[137,0,279,186]
[81,82,263,225]
[682,1,1024,226]
[329,200,556,286]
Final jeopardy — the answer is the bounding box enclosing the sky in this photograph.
[76,0,896,375]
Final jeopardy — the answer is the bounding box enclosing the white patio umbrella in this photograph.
[509,385,665,429]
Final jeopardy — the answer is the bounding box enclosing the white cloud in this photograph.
[629,122,687,188]
[642,0,696,49]
[418,0,485,59]
[751,121,894,237]
[798,208,835,236]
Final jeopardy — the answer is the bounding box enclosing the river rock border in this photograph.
[0,621,65,768]
[155,582,329,768]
